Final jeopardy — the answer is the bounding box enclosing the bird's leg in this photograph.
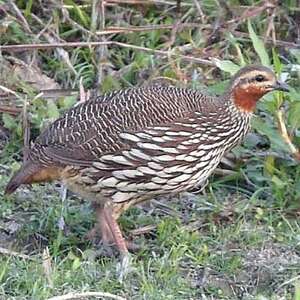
[87,202,140,252]
[86,203,133,280]
[86,204,111,245]
[102,204,133,281]
[86,203,119,257]
[101,204,129,255]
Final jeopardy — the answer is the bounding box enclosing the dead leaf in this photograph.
[13,64,60,91]
[42,247,53,287]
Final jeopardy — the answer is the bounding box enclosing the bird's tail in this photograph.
[5,161,42,195]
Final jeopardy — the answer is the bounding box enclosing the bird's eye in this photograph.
[255,75,265,82]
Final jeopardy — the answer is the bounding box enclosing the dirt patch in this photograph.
[187,243,300,298]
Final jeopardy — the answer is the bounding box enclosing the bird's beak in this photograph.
[273,80,289,92]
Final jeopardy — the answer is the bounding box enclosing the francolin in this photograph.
[5,65,289,274]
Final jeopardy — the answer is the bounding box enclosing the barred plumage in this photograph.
[26,85,250,203]
[5,65,289,261]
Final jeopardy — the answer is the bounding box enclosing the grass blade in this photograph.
[248,20,270,66]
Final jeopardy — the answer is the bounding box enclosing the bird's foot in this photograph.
[116,252,135,282]
[85,226,99,242]
[97,240,117,257]
[86,225,141,253]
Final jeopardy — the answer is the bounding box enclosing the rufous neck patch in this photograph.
[233,85,266,113]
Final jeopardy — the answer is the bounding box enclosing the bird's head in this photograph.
[229,65,289,113]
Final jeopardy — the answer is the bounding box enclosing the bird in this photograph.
[5,65,288,273]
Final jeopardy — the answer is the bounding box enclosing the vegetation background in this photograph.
[0,0,300,299]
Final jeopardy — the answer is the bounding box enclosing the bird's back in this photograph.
[29,86,218,166]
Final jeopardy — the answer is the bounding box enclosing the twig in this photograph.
[277,109,300,160]
[228,29,299,48]
[0,246,33,260]
[0,89,77,102]
[79,77,90,102]
[31,13,77,74]
[0,84,20,98]
[22,96,30,162]
[130,224,156,236]
[8,0,32,34]
[95,23,206,35]
[265,8,276,44]
[62,0,192,8]
[60,6,93,36]
[42,247,53,288]
[92,0,107,88]
[44,33,77,75]
[151,199,182,218]
[213,168,237,176]
[176,0,181,15]
[227,0,276,27]
[220,156,236,168]
[0,105,22,115]
[164,20,181,49]
[192,0,206,24]
[46,292,127,300]
[31,14,64,43]
[277,274,300,289]
[0,41,214,66]
[35,16,54,40]
[105,0,190,5]
[2,27,297,52]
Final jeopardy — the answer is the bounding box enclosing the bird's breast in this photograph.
[66,114,251,204]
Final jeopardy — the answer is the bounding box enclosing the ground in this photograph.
[0,1,300,299]
[1,165,300,299]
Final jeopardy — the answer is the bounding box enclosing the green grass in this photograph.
[1,178,300,299]
[1,0,300,299]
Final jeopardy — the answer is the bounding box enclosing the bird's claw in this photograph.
[116,253,134,282]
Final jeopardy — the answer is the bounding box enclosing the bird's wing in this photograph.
[30,86,210,167]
